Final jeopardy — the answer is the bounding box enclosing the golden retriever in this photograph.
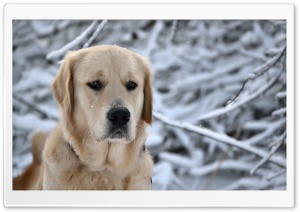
[13,45,153,190]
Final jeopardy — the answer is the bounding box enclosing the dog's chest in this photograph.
[63,168,125,190]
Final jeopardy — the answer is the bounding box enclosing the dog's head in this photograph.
[52,45,152,144]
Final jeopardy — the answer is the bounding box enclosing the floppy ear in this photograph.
[136,55,153,125]
[52,52,75,126]
[143,71,153,125]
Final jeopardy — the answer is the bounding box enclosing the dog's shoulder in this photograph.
[43,126,79,169]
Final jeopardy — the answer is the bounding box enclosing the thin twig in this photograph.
[266,169,286,181]
[13,94,58,121]
[204,127,241,190]
[226,46,286,106]
[203,148,228,190]
[168,20,178,44]
[250,131,286,175]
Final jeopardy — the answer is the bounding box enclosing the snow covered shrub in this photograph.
[13,20,286,190]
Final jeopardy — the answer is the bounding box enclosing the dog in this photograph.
[13,45,153,190]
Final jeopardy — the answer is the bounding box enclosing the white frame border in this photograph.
[4,3,294,207]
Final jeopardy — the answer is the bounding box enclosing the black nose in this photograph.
[107,108,131,127]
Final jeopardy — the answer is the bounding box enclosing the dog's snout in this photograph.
[107,108,131,127]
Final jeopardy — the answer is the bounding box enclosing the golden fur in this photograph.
[13,131,47,190]
[14,45,153,190]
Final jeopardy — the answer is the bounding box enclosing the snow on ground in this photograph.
[12,20,287,190]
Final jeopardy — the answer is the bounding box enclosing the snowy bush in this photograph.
[13,20,286,190]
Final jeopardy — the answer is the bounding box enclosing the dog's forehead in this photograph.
[75,47,142,78]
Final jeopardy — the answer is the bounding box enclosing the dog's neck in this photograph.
[61,121,147,173]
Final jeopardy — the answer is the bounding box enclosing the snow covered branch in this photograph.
[46,20,98,61]
[168,20,178,44]
[153,112,286,168]
[250,131,286,175]
[242,119,285,145]
[197,68,283,121]
[266,169,286,181]
[272,108,286,117]
[189,160,269,177]
[144,21,164,57]
[276,91,286,99]
[83,20,107,48]
[13,20,287,190]
[13,94,58,121]
[226,47,286,106]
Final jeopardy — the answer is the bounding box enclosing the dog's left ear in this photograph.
[52,52,75,127]
[136,55,153,125]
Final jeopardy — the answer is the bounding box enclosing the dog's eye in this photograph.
[87,80,102,90]
[126,81,137,91]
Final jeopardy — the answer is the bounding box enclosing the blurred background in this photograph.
[13,20,287,190]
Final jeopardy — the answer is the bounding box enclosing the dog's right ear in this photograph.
[135,55,153,125]
[52,52,75,119]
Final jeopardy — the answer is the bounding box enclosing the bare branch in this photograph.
[204,147,230,190]
[204,128,241,190]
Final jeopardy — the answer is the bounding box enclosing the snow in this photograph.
[276,91,286,99]
[12,20,287,190]
[13,67,54,92]
[13,114,56,132]
[146,132,163,148]
[272,108,286,116]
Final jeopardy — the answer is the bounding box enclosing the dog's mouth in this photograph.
[110,129,126,139]
[106,127,130,141]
